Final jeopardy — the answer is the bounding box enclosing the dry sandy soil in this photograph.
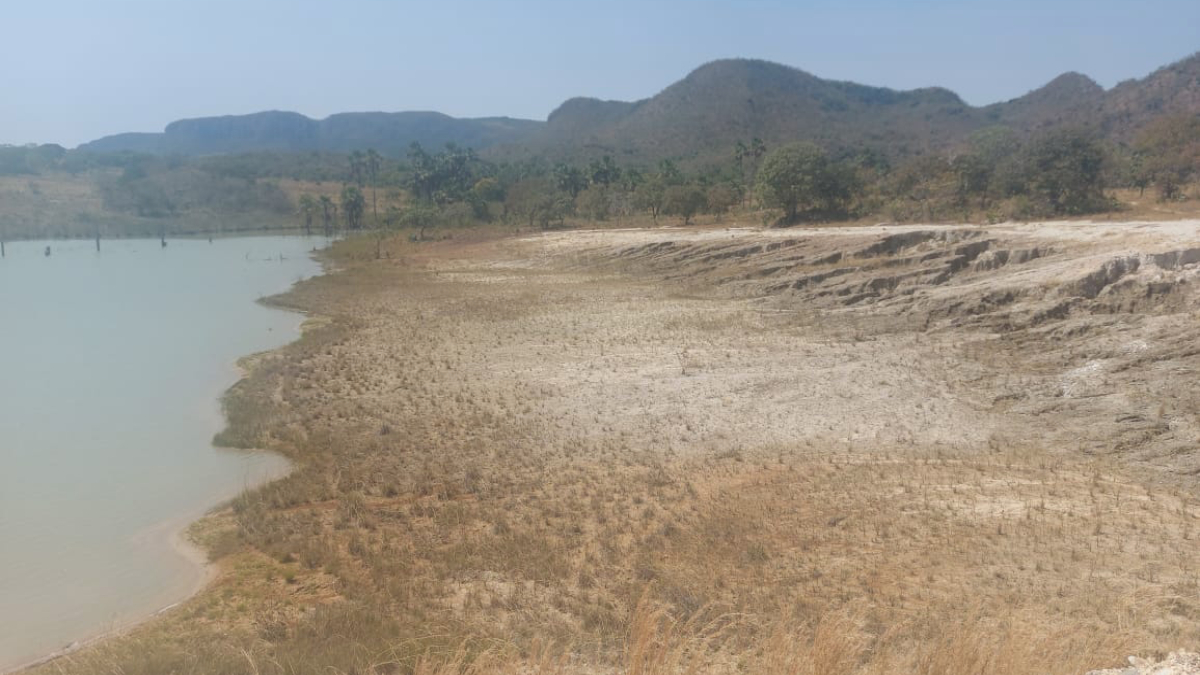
[35,219,1200,675]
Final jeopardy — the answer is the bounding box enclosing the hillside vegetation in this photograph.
[3,53,1198,244]
[71,53,1200,169]
[530,54,1200,166]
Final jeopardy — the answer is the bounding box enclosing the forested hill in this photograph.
[527,53,1200,164]
[530,59,978,162]
[75,52,1199,164]
[78,111,543,156]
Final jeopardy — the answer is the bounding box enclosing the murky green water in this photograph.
[0,235,327,670]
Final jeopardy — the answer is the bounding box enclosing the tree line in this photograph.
[307,115,1199,242]
[1,113,1197,244]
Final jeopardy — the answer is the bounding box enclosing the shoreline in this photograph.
[18,223,1200,673]
[3,421,297,675]
[0,229,329,250]
[3,246,331,675]
[6,496,239,674]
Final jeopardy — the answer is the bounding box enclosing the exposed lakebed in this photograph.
[0,235,327,670]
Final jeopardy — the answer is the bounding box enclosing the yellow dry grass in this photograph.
[32,222,1200,675]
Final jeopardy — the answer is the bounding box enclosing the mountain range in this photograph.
[78,52,1200,165]
[79,111,541,157]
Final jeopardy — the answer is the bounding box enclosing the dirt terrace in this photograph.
[532,220,1200,481]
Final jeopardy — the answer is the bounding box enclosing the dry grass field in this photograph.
[0,174,108,238]
[0,172,300,241]
[33,218,1200,675]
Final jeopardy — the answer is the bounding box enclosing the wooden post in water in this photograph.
[1,239,5,258]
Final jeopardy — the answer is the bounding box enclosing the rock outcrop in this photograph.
[1088,652,1200,675]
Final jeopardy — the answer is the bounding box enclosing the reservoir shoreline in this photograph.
[7,450,295,674]
[21,225,1200,673]
[0,237,329,674]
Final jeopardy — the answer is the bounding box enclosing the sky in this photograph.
[2,0,1197,148]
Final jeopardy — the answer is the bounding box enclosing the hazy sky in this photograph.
[2,0,1197,147]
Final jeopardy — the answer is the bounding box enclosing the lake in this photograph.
[0,235,328,671]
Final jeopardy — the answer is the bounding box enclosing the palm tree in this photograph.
[749,137,768,206]
[341,185,366,230]
[735,140,749,206]
[298,194,317,236]
[348,150,366,187]
[366,149,382,226]
[751,137,767,162]
[318,195,334,236]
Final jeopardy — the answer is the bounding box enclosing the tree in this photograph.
[756,142,855,224]
[348,150,366,187]
[552,164,588,198]
[298,194,317,236]
[401,202,440,241]
[365,149,382,225]
[537,194,573,229]
[635,176,667,220]
[588,155,621,187]
[656,159,683,186]
[576,185,612,221]
[608,189,636,225]
[620,168,644,193]
[734,140,749,186]
[468,177,505,221]
[1026,129,1108,215]
[951,153,992,210]
[407,142,480,205]
[1136,114,1200,201]
[747,137,767,203]
[633,160,684,221]
[506,178,571,230]
[341,185,366,230]
[957,127,1023,205]
[407,142,435,200]
[706,183,740,216]
[750,137,767,162]
[1125,152,1152,197]
[372,209,394,258]
[662,185,707,225]
[318,195,335,235]
[471,177,505,203]
[888,155,955,222]
[506,178,550,229]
